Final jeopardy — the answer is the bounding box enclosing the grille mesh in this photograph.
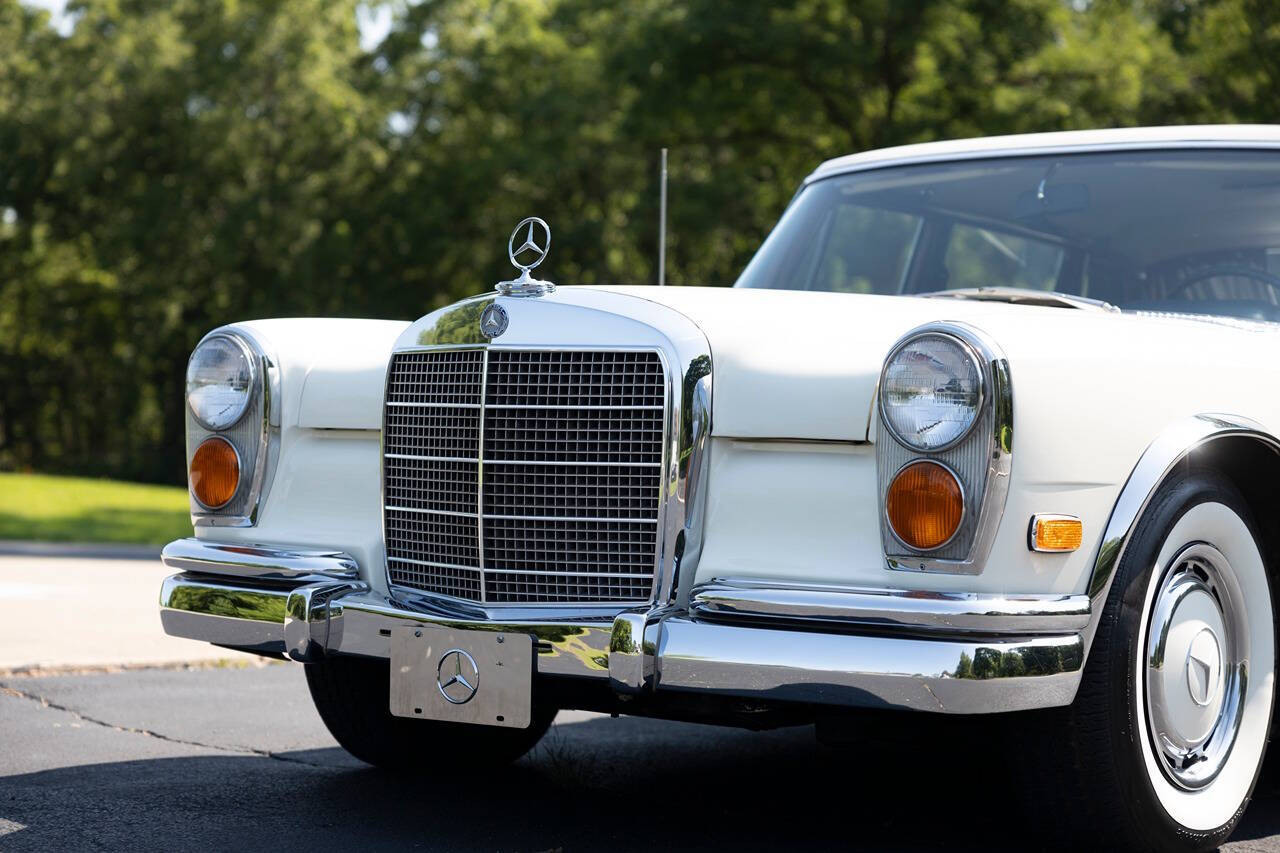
[383,348,666,604]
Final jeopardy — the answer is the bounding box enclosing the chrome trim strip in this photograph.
[161,538,359,582]
[388,556,479,572]
[483,514,657,524]
[656,616,1083,714]
[485,403,666,411]
[384,505,478,517]
[1083,414,1280,658]
[484,458,665,468]
[483,568,655,579]
[805,140,1280,185]
[689,577,1090,635]
[385,401,482,409]
[385,452,662,468]
[877,321,1013,575]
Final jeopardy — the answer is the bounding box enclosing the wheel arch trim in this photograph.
[1084,413,1280,659]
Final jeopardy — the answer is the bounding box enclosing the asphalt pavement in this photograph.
[2,555,1280,851]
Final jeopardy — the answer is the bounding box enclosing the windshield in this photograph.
[735,149,1280,322]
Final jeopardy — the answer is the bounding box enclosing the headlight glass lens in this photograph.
[187,336,254,430]
[882,334,982,451]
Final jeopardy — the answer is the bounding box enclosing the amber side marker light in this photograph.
[190,436,240,509]
[886,460,964,551]
[1029,514,1083,553]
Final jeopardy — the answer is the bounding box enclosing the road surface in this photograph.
[1,554,1279,851]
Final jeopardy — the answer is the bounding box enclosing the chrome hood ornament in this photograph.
[496,216,555,296]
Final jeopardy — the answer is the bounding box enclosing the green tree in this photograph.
[0,0,1264,483]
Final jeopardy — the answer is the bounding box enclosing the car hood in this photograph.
[584,285,1280,442]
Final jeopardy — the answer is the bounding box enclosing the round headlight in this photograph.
[187,335,256,431]
[881,333,983,451]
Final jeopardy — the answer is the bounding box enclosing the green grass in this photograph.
[0,472,191,546]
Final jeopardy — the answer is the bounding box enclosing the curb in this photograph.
[0,541,163,561]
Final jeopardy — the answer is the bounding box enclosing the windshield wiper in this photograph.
[918,287,1120,313]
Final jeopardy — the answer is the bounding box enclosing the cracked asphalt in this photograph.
[1,664,1280,852]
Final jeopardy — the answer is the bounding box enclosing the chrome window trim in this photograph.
[877,321,1013,575]
[378,294,713,623]
[878,331,985,453]
[804,141,1280,187]
[882,457,967,553]
[190,326,279,528]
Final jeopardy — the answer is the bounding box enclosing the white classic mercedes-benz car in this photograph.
[162,126,1280,850]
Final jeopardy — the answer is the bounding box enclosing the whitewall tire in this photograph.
[1134,502,1274,831]
[1028,470,1275,852]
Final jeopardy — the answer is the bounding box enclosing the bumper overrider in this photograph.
[160,538,1089,714]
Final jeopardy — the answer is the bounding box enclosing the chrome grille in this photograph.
[383,348,666,604]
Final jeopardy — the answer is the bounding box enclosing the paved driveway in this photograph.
[1,554,1278,851]
[0,664,1278,852]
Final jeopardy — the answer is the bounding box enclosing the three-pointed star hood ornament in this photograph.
[496,216,555,296]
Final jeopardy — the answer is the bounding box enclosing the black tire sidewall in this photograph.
[1096,469,1274,850]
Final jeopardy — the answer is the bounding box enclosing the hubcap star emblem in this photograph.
[1186,628,1221,708]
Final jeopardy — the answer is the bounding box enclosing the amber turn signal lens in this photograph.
[1031,515,1083,552]
[190,436,240,509]
[886,460,964,550]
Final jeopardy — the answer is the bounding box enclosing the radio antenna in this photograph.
[658,147,668,286]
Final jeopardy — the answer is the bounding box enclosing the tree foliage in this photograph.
[0,0,1268,482]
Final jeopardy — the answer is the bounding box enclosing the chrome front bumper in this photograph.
[159,538,1089,715]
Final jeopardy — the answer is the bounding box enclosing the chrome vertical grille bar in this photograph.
[476,350,490,604]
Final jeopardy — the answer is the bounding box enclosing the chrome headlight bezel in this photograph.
[184,327,278,528]
[186,333,259,432]
[878,331,985,453]
[875,321,1013,575]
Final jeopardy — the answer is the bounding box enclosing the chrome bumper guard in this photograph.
[160,539,1088,714]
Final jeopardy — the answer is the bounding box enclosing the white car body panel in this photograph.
[196,317,406,591]
[205,284,1280,601]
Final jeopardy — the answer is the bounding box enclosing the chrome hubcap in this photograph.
[1145,542,1247,789]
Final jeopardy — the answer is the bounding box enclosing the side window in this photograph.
[810,205,921,293]
[943,224,1065,291]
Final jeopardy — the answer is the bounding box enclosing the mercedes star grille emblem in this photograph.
[508,216,550,272]
[495,216,555,296]
[437,648,480,705]
[480,302,508,339]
